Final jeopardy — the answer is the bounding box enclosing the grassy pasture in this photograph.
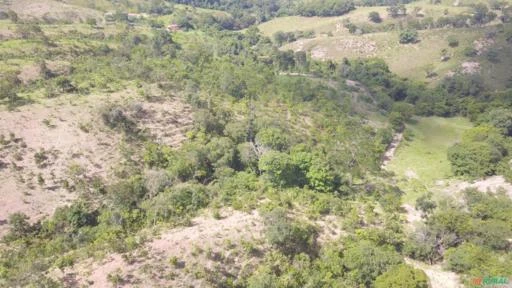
[386,117,472,202]
[282,27,485,78]
[258,0,471,37]
[260,0,511,88]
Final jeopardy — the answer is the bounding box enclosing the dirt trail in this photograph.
[406,258,462,288]
[381,132,403,168]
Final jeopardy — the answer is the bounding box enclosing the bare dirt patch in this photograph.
[334,38,377,56]
[17,65,42,84]
[402,204,423,230]
[311,46,327,59]
[18,61,72,84]
[473,37,495,56]
[56,209,265,287]
[0,95,119,235]
[315,215,344,243]
[132,99,193,147]
[0,28,15,40]
[442,175,512,198]
[461,61,480,74]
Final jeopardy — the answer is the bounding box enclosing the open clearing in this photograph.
[386,117,472,183]
[0,90,193,236]
[385,117,472,202]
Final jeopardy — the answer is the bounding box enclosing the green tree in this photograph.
[306,158,337,192]
[343,240,403,287]
[258,151,296,186]
[255,128,289,152]
[450,125,508,177]
[399,29,419,44]
[479,108,512,136]
[273,31,287,46]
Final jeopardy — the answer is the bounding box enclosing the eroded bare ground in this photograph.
[53,210,266,287]
[3,0,103,23]
[0,89,193,236]
[47,208,343,287]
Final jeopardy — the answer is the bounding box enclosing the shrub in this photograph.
[101,105,138,134]
[107,176,147,209]
[263,208,318,256]
[415,192,436,218]
[5,213,33,240]
[463,47,478,57]
[369,11,382,23]
[445,243,491,274]
[399,29,418,44]
[375,264,429,288]
[447,35,459,47]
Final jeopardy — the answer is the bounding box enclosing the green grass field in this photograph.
[386,117,472,202]
[258,0,471,37]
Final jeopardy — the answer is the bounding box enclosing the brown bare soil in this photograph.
[54,209,265,287]
[443,175,512,198]
[0,90,193,236]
